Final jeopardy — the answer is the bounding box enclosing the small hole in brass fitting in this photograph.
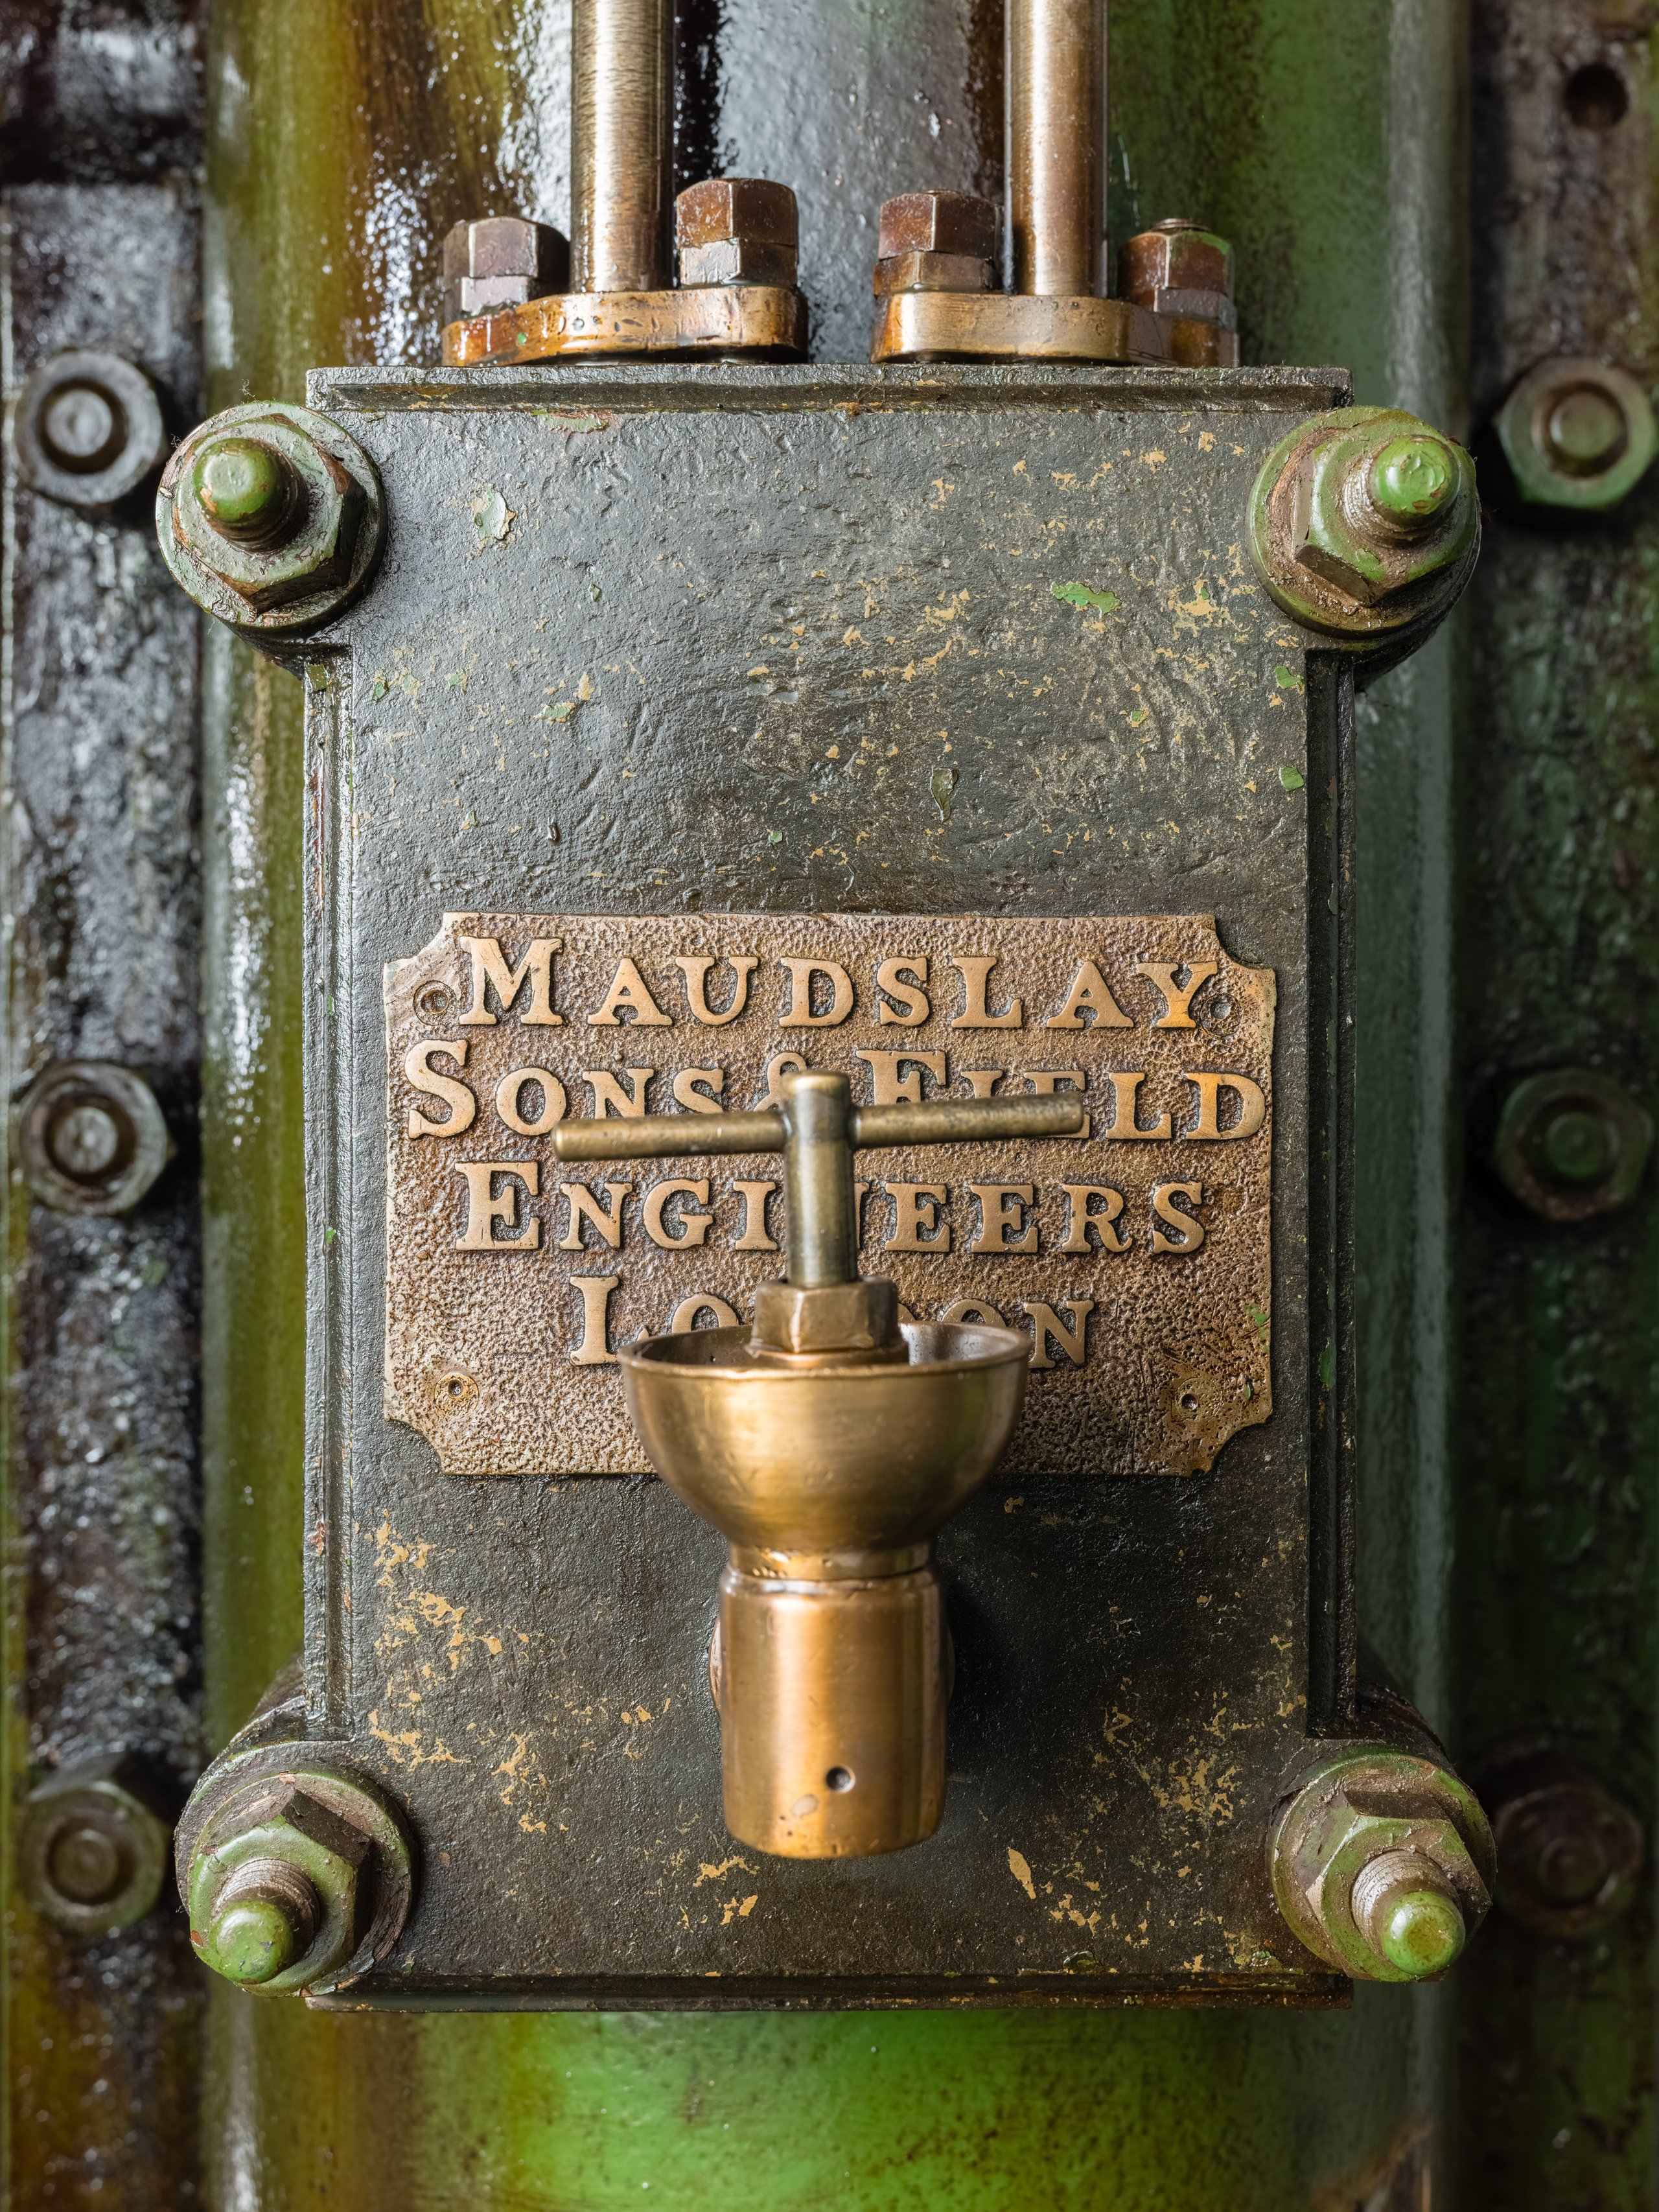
[825,1767,854,1792]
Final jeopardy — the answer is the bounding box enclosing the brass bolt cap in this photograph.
[1496,357,1657,510]
[877,191,998,262]
[1492,1067,1652,1221]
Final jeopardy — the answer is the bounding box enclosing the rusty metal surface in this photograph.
[384,909,1273,1479]
[213,356,1362,2004]
[3,178,203,2202]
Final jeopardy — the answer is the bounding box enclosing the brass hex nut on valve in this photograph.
[156,401,384,634]
[1492,1067,1652,1222]
[20,1755,174,1937]
[873,191,998,296]
[1118,218,1236,330]
[1496,356,1657,511]
[677,178,800,289]
[1269,1746,1495,1981]
[441,215,568,328]
[182,1765,412,1996]
[1248,404,1479,653]
[17,1060,171,1216]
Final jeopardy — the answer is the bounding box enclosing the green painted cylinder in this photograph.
[202,1,1463,2200]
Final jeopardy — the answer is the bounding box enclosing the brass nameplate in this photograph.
[384,913,1273,1478]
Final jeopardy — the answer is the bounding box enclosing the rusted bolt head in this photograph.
[17,1060,170,1215]
[1118,222,1235,327]
[182,1764,412,1997]
[677,178,798,250]
[877,191,998,263]
[10,349,168,509]
[157,402,383,634]
[20,1756,174,1937]
[1269,1746,1494,1981]
[1482,1749,1643,1938]
[1249,405,1479,645]
[1492,1067,1652,1221]
[1496,357,1657,510]
[441,215,568,327]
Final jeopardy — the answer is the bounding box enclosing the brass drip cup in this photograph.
[553,1071,1085,1859]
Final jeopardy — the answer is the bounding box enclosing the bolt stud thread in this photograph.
[1006,0,1106,296]
[192,437,303,547]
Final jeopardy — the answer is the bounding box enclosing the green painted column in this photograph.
[201,3,1467,2201]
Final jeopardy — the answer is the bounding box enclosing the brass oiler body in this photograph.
[623,1315,1028,1857]
[554,1071,1084,1861]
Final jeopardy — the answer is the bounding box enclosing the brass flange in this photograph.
[870,290,1238,367]
[442,285,807,366]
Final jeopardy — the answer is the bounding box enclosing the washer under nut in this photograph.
[17,1060,171,1215]
[156,401,384,634]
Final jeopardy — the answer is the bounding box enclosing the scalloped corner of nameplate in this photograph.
[382,910,1274,1480]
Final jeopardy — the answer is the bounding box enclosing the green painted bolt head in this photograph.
[1537,1104,1615,1186]
[1368,437,1457,529]
[1496,357,1657,510]
[191,437,296,541]
[1375,1885,1465,1977]
[207,1894,300,1985]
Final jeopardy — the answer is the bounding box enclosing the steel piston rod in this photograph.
[572,0,675,293]
[1007,0,1108,296]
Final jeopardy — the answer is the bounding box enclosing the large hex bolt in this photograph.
[1118,217,1236,331]
[441,215,568,329]
[1249,404,1479,647]
[10,350,168,510]
[1269,1745,1495,1981]
[1496,357,1658,512]
[1481,1748,1643,1940]
[183,1765,412,1996]
[20,1756,174,1937]
[17,1060,171,1216]
[156,401,384,634]
[873,191,998,297]
[676,178,800,290]
[1492,1067,1652,1222]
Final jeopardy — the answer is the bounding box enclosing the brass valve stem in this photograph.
[780,1073,856,1288]
[1006,0,1106,296]
[572,0,675,294]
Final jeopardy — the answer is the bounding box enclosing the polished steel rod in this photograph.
[571,0,675,293]
[1006,0,1106,296]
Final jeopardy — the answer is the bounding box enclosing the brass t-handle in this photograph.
[551,1069,1086,1290]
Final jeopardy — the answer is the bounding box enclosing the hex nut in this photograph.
[441,215,568,328]
[17,1060,171,1216]
[877,191,999,263]
[680,237,800,290]
[1118,220,1236,328]
[1492,1067,1652,1222]
[1269,1745,1495,1982]
[751,1278,903,1357]
[873,251,993,297]
[181,1764,412,1997]
[1496,357,1657,511]
[1487,1756,1643,1940]
[1249,404,1479,646]
[10,349,168,509]
[157,402,384,634]
[20,1756,174,1937]
[675,178,799,251]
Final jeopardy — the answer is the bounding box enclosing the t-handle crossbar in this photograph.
[551,1069,1087,1289]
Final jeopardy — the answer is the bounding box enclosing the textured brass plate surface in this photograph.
[385,909,1273,1479]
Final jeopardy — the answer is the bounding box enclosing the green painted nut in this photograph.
[185,1768,408,1996]
[1248,404,1479,647]
[1268,1745,1494,1983]
[19,1755,174,1938]
[1496,356,1657,511]
[1492,1067,1652,1222]
[156,401,384,633]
